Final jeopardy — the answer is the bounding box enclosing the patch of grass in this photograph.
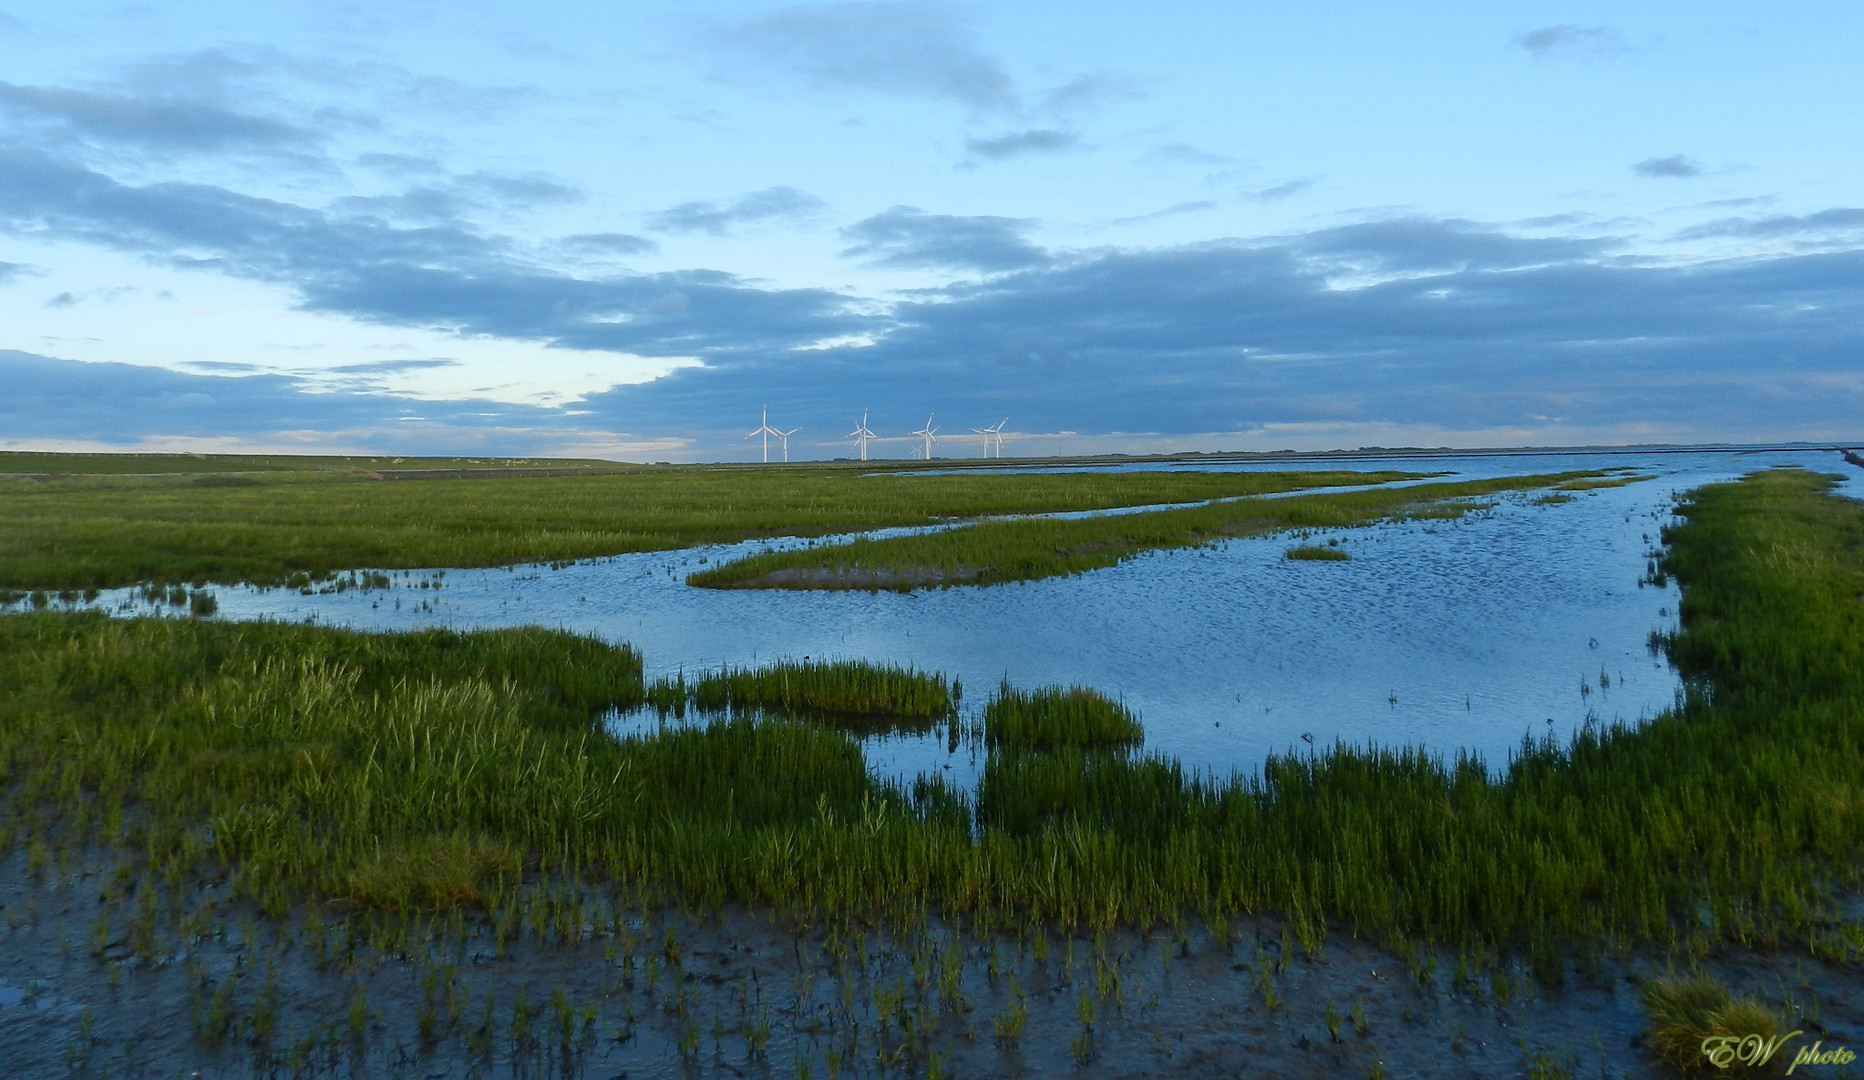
[690,471,1616,591]
[1641,975,1796,1075]
[655,659,956,720]
[982,683,1141,751]
[1285,544,1350,561]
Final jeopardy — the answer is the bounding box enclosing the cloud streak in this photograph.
[964,129,1078,160]
[1513,25,1632,61]
[1633,155,1702,178]
[645,186,827,235]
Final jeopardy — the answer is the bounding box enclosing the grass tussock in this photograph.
[3,468,1863,959]
[653,659,955,720]
[690,471,1614,591]
[983,683,1142,751]
[1642,975,1796,1075]
[1284,543,1350,561]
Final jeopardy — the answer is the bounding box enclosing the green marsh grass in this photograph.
[654,659,956,721]
[981,683,1141,751]
[689,471,1612,590]
[2,467,1860,962]
[0,458,1425,590]
[1284,543,1350,561]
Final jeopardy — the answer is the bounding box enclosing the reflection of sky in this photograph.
[80,448,1864,790]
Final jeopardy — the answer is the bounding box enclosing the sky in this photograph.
[1,2,1860,461]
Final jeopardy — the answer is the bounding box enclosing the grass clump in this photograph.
[983,683,1141,751]
[1641,975,1797,1075]
[1284,543,1350,561]
[662,659,955,719]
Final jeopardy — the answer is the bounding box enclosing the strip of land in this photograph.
[690,471,1632,590]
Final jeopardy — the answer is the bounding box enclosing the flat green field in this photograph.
[0,453,1425,589]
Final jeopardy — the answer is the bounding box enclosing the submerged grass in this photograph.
[2,467,1860,961]
[0,459,1423,590]
[688,471,1610,590]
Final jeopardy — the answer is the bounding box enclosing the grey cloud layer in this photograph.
[580,220,1864,445]
[0,80,318,156]
[0,349,558,448]
[0,151,861,357]
[2,141,1858,452]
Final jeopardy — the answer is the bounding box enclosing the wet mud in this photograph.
[4,846,1859,1079]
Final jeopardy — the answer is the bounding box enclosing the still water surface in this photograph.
[166,448,1862,790]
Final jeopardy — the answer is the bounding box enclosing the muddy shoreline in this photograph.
[5,846,1859,1079]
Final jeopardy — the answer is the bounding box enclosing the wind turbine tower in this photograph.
[776,425,800,463]
[908,413,939,460]
[847,409,878,461]
[970,418,1008,458]
[745,405,784,463]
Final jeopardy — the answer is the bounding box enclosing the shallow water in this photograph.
[85,447,1864,791]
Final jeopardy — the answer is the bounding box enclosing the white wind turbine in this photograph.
[907,413,939,460]
[969,418,1008,458]
[847,409,878,461]
[745,405,784,463]
[775,424,800,462]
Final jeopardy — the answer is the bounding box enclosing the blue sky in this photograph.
[2,2,1859,460]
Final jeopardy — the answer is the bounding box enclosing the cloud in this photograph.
[1513,25,1632,61]
[964,129,1078,160]
[331,171,582,223]
[1246,179,1314,202]
[0,80,320,156]
[0,349,526,441]
[1112,201,1218,225]
[355,152,444,176]
[560,232,659,256]
[1633,155,1703,179]
[578,215,1864,450]
[326,358,461,374]
[1038,72,1143,116]
[1675,207,1864,241]
[1145,142,1233,167]
[696,1,1017,111]
[839,207,1049,272]
[645,185,828,235]
[0,151,864,360]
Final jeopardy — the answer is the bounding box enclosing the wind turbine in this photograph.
[847,409,878,461]
[907,413,939,460]
[776,425,800,463]
[745,405,784,463]
[969,418,1008,458]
